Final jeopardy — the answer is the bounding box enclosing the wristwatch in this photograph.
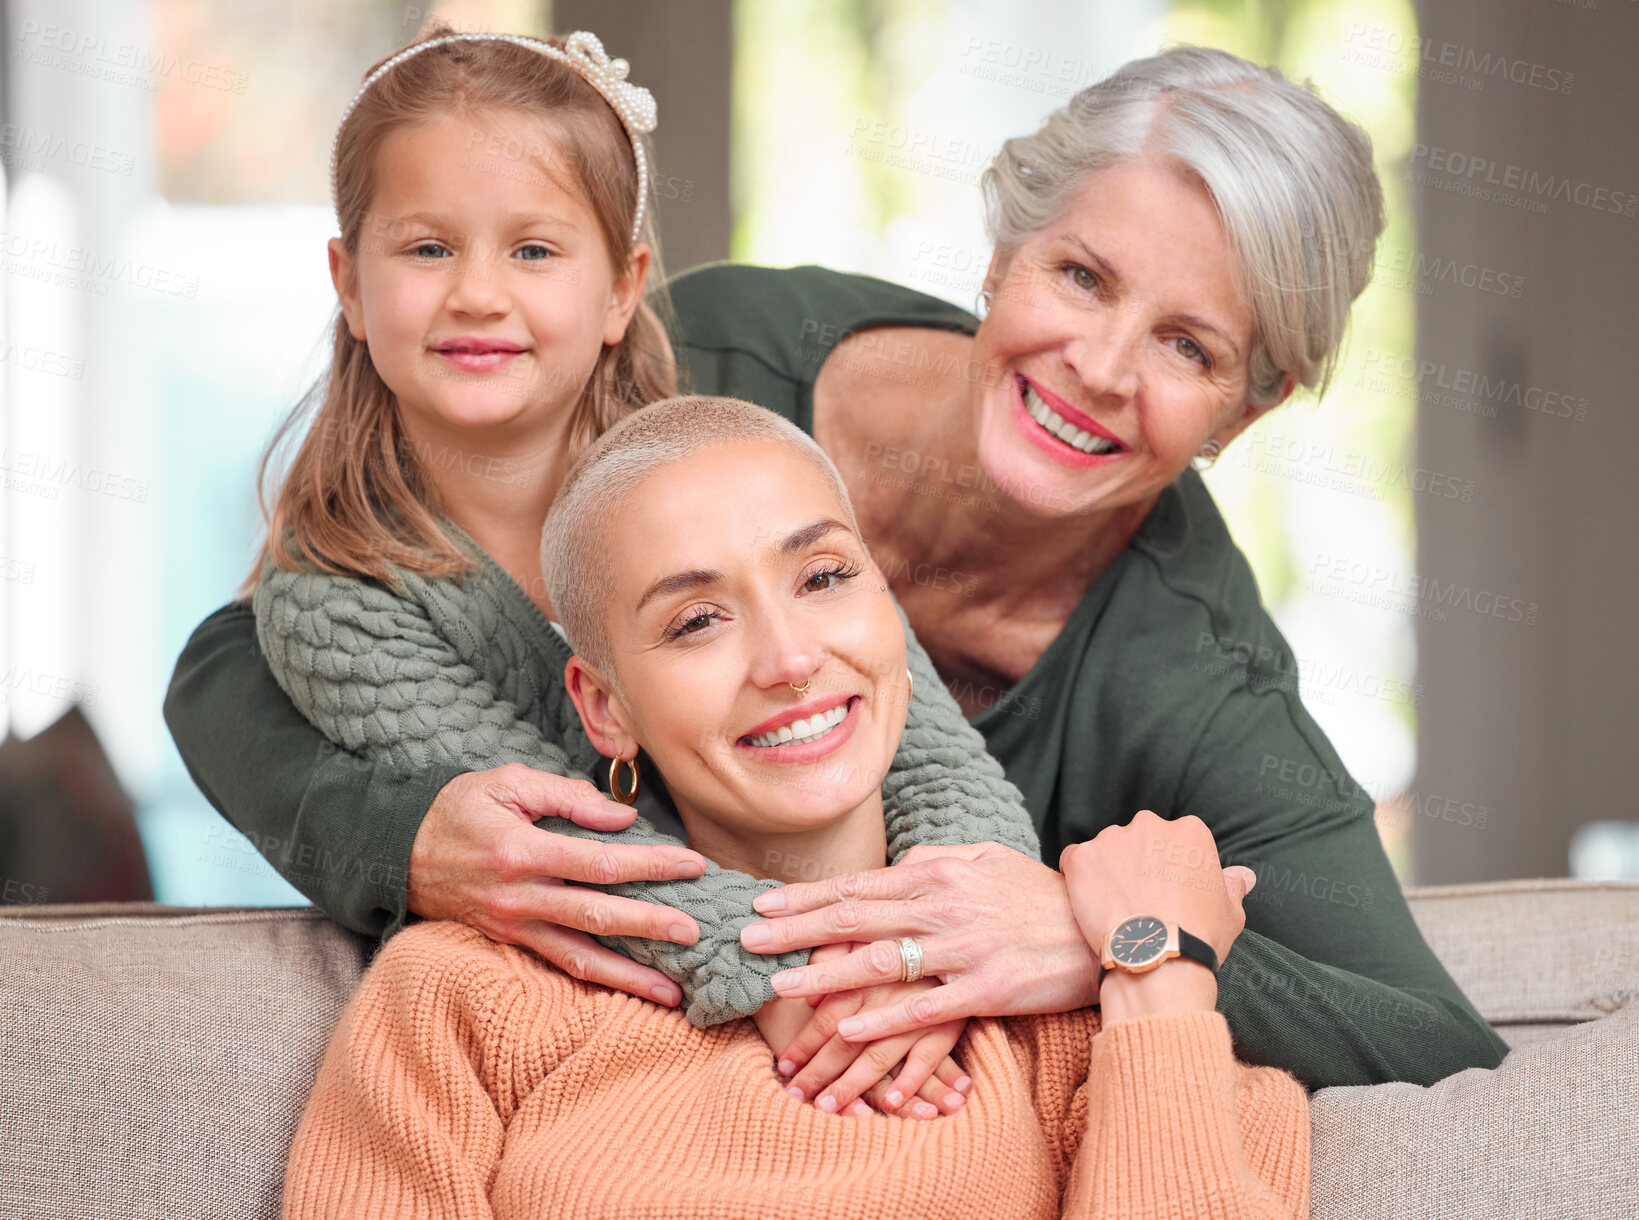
[1099,914,1219,975]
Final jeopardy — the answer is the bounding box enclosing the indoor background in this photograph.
[1,0,1634,908]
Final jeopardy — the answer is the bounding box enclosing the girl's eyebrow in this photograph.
[378,209,574,231]
[386,210,452,229]
[498,208,574,226]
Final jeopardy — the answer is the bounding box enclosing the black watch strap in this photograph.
[1177,928,1219,974]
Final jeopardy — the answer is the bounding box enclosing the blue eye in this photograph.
[410,242,449,259]
[516,244,552,261]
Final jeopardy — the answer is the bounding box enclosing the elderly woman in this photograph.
[281,395,1306,1220]
[167,44,1506,1101]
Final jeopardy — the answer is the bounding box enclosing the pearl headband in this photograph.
[330,31,658,243]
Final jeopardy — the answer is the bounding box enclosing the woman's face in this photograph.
[971,156,1274,519]
[330,109,645,442]
[571,440,910,839]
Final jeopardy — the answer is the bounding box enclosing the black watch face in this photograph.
[1110,916,1168,966]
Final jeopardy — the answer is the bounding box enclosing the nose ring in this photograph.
[789,678,811,696]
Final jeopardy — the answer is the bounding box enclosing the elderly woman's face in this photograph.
[587,440,909,838]
[972,157,1261,518]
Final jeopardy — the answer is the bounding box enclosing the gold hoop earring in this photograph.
[907,667,914,700]
[790,678,811,696]
[608,755,641,806]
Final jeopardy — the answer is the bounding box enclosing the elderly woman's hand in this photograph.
[740,841,1102,1042]
[408,766,708,1006]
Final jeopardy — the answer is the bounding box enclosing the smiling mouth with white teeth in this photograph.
[1020,376,1124,456]
[743,700,854,749]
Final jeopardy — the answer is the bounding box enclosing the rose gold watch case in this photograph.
[1099,913,1181,974]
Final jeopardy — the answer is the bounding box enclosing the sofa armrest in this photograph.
[1404,879,1639,1040]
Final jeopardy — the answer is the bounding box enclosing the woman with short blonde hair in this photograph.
[283,396,1305,1220]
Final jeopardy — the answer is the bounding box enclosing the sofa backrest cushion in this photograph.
[0,905,368,1220]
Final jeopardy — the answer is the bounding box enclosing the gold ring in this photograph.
[789,678,811,696]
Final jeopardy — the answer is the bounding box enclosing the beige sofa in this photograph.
[2,879,1635,1218]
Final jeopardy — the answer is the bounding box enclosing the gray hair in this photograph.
[540,395,860,687]
[981,44,1385,403]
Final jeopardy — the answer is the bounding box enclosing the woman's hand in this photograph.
[782,969,970,1119]
[754,995,885,1109]
[739,842,1100,1041]
[407,765,709,1005]
[1061,810,1256,1022]
[755,945,970,1119]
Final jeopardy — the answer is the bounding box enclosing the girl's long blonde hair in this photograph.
[244,24,676,595]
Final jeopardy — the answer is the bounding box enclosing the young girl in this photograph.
[247,24,1039,1116]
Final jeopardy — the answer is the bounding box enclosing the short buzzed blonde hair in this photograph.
[540,395,860,685]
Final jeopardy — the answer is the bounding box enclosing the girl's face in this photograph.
[566,440,911,841]
[971,157,1286,518]
[330,108,647,442]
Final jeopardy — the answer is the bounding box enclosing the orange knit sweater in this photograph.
[282,921,1309,1219]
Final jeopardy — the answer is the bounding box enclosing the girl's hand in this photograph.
[407,765,708,1006]
[741,842,1100,1041]
[1060,810,1256,1021]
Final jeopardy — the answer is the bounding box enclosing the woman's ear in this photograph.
[602,241,652,347]
[564,656,639,759]
[328,238,366,341]
[980,250,1008,307]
